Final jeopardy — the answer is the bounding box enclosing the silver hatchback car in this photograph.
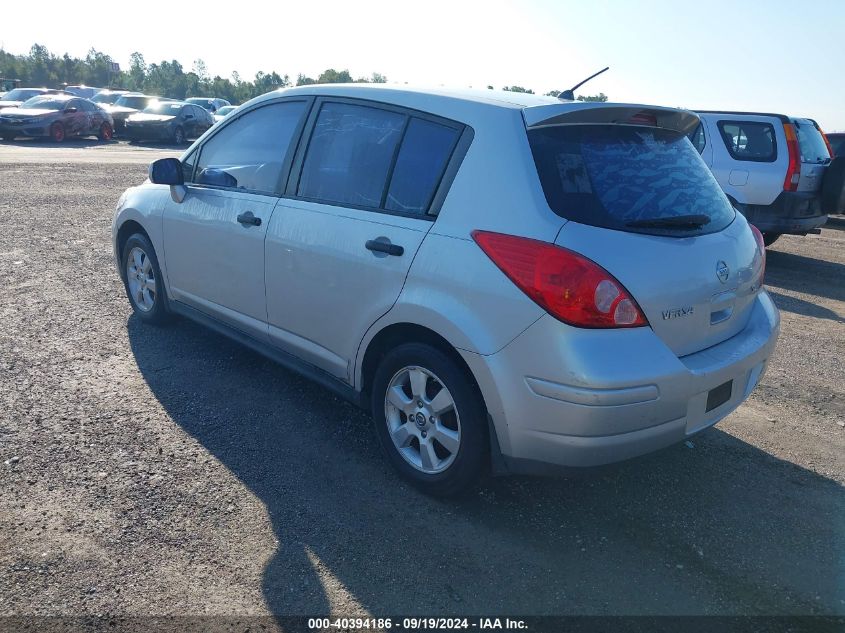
[113,85,779,495]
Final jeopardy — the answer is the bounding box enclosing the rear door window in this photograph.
[297,102,405,208]
[194,100,307,194]
[528,124,735,237]
[717,121,776,162]
[385,118,460,214]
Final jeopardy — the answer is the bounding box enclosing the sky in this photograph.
[2,0,844,130]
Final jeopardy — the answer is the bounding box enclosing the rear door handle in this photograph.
[365,239,404,256]
[237,211,261,227]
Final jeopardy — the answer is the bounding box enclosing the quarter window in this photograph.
[385,118,459,214]
[297,102,405,208]
[194,101,307,194]
[717,121,776,162]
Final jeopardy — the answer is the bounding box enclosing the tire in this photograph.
[173,126,185,145]
[371,343,487,496]
[763,233,781,247]
[50,122,66,143]
[821,156,845,215]
[98,122,113,141]
[122,233,169,325]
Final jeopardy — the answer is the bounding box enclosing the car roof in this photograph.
[240,84,697,133]
[696,110,790,123]
[270,83,561,110]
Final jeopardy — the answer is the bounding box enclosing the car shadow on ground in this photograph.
[767,289,845,323]
[123,139,191,151]
[0,138,119,148]
[765,249,845,304]
[127,315,844,618]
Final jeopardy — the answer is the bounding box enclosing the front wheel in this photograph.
[763,233,781,247]
[371,343,487,496]
[122,233,169,325]
[98,122,113,141]
[173,126,185,145]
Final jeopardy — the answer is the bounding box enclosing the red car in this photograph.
[0,95,114,142]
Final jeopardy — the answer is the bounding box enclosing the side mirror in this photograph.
[197,167,237,188]
[65,106,78,113]
[149,157,184,185]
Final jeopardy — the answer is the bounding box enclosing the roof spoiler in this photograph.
[523,102,700,135]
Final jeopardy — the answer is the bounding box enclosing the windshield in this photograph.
[92,92,123,104]
[217,106,236,116]
[1,89,43,102]
[143,102,183,115]
[115,95,152,109]
[19,97,66,110]
[793,119,831,164]
[528,124,735,237]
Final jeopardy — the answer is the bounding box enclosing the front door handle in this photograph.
[237,211,261,227]
[365,239,404,256]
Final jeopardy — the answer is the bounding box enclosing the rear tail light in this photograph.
[749,224,766,286]
[472,231,648,328]
[782,123,801,192]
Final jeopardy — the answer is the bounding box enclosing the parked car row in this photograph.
[0,86,236,143]
[688,111,843,244]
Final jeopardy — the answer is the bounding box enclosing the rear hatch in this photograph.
[792,118,830,193]
[525,104,764,358]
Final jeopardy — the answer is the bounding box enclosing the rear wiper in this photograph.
[625,214,711,229]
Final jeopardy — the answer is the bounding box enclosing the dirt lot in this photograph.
[0,141,843,624]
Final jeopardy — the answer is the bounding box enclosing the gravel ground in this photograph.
[0,142,843,625]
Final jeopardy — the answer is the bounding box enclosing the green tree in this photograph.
[577,93,608,102]
[317,68,353,84]
[502,85,534,94]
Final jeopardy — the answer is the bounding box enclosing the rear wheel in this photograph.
[98,122,113,141]
[763,233,781,247]
[173,126,185,145]
[50,122,65,143]
[122,233,169,325]
[371,343,487,496]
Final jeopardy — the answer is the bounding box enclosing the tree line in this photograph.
[0,44,607,104]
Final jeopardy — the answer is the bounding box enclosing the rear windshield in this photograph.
[793,119,831,164]
[528,125,735,237]
[187,98,214,109]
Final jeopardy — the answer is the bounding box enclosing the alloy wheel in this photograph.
[384,365,461,474]
[126,246,157,312]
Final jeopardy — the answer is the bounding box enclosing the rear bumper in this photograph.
[737,191,827,234]
[461,291,780,473]
[125,125,172,140]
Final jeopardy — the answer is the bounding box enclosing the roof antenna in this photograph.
[559,66,609,101]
